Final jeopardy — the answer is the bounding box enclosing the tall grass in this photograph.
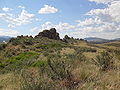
[92,51,114,71]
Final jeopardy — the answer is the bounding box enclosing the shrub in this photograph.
[12,37,33,46]
[92,51,114,71]
[0,51,39,72]
[106,43,120,47]
[0,63,6,68]
[66,53,86,63]
[75,52,86,62]
[32,60,48,67]
[12,39,21,45]
[0,44,7,50]
[0,86,3,89]
[47,54,80,89]
[114,49,120,55]
[5,51,39,63]
[35,43,65,49]
[74,47,97,53]
[19,68,57,90]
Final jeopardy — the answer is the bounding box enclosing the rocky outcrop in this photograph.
[62,35,71,43]
[35,28,60,40]
[63,35,71,40]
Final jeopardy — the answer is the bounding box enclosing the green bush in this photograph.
[0,51,39,72]
[66,52,86,62]
[0,63,6,68]
[35,42,66,49]
[19,69,57,90]
[12,37,33,46]
[12,39,21,45]
[106,43,120,47]
[47,54,79,89]
[32,60,48,67]
[114,49,120,55]
[5,51,39,62]
[0,44,7,50]
[74,47,97,53]
[93,51,114,71]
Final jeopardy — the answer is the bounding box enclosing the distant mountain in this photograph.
[0,36,12,43]
[113,38,120,41]
[84,37,108,41]
[84,37,111,44]
[84,37,120,44]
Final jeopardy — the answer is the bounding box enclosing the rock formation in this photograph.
[35,28,60,40]
[63,35,71,40]
[62,35,71,43]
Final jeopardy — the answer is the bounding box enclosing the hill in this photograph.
[0,36,11,43]
[113,38,120,41]
[85,37,120,44]
[0,28,120,90]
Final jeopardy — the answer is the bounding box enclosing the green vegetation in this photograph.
[93,51,114,71]
[0,43,7,50]
[11,36,33,46]
[32,60,48,67]
[105,43,120,47]
[35,43,66,49]
[0,32,120,90]
[0,51,39,73]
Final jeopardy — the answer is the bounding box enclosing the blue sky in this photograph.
[0,0,120,39]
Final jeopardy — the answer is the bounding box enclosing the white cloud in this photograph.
[0,1,119,39]
[17,9,35,25]
[0,8,35,28]
[18,6,25,9]
[40,22,75,32]
[30,0,120,39]
[72,0,120,39]
[76,18,102,27]
[30,22,76,37]
[38,5,58,14]
[8,24,15,28]
[0,28,19,36]
[0,13,5,17]
[56,22,75,31]
[87,1,120,23]
[2,7,12,12]
[35,18,41,21]
[33,22,75,32]
[88,0,117,4]
[30,27,39,32]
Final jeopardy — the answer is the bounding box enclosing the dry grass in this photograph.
[0,73,20,90]
[0,40,120,90]
[61,48,75,55]
[83,52,97,59]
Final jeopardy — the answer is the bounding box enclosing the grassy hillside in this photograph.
[0,30,120,90]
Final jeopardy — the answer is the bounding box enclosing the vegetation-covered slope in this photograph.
[0,28,120,90]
